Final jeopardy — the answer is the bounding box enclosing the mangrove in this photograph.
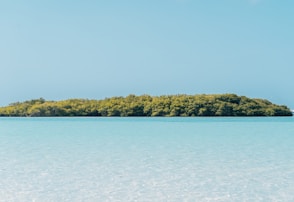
[0,94,292,117]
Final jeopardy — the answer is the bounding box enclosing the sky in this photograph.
[1,0,293,108]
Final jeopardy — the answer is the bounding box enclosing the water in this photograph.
[0,117,293,202]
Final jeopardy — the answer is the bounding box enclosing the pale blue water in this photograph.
[0,117,294,202]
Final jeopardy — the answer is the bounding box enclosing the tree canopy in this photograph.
[0,94,292,117]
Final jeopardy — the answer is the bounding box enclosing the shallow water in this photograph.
[0,117,293,201]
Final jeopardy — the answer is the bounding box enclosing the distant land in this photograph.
[0,94,292,117]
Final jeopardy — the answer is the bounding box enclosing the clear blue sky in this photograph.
[1,0,293,108]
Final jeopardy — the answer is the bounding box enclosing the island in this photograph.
[0,94,292,117]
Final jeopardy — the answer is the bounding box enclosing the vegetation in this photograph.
[0,94,292,117]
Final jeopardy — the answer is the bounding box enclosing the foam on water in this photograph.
[0,117,294,201]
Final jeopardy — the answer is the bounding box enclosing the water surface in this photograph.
[0,117,293,201]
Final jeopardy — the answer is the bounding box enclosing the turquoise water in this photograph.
[0,117,294,202]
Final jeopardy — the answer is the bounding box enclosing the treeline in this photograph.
[0,94,292,117]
